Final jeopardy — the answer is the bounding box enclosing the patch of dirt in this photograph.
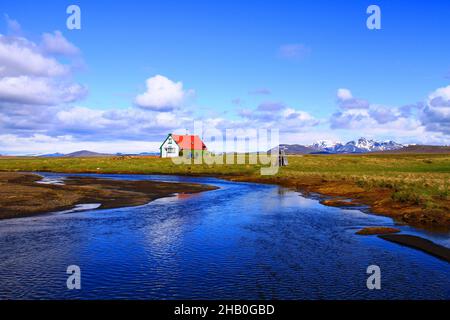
[0,172,218,219]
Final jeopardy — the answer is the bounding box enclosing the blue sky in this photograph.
[0,0,450,154]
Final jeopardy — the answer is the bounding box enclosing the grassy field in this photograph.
[0,153,449,230]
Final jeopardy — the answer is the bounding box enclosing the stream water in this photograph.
[0,173,449,299]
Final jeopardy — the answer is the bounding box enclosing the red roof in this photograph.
[172,134,207,150]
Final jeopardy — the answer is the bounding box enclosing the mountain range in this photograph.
[12,138,450,157]
[276,138,405,154]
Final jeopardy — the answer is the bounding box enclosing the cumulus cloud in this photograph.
[0,29,86,109]
[337,88,353,101]
[283,108,319,125]
[0,76,86,105]
[1,18,449,154]
[336,88,370,110]
[332,89,401,128]
[0,35,69,77]
[41,31,80,56]
[134,75,193,111]
[429,85,450,101]
[329,86,450,145]
[238,101,319,131]
[0,103,59,133]
[330,109,370,129]
[368,105,400,124]
[420,85,450,135]
[52,106,194,141]
[333,94,409,129]
[0,27,197,153]
[330,107,425,140]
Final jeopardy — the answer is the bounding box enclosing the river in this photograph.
[0,173,449,299]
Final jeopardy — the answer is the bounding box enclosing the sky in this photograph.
[0,0,450,154]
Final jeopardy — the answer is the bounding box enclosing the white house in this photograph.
[160,133,207,158]
[160,134,181,158]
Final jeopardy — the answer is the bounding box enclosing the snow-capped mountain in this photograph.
[309,138,403,153]
[310,140,342,150]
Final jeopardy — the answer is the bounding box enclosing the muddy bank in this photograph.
[0,172,217,219]
[356,227,401,235]
[379,234,450,263]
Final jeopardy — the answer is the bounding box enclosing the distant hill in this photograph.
[38,153,65,157]
[64,150,113,158]
[137,152,160,156]
[116,152,160,156]
[37,151,160,158]
[376,145,450,154]
[271,144,315,155]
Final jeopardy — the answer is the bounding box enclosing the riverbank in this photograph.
[0,154,449,231]
[0,172,218,219]
[1,170,449,264]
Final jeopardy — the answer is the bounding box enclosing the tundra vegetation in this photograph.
[0,153,449,230]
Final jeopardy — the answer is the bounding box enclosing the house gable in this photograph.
[160,134,181,158]
[160,133,180,150]
[172,134,207,151]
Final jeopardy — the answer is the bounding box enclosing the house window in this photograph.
[167,147,175,153]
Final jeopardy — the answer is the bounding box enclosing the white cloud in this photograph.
[134,75,193,111]
[52,105,193,140]
[421,85,450,135]
[283,108,316,122]
[330,86,450,145]
[41,31,80,56]
[56,107,112,130]
[335,88,370,110]
[0,35,69,77]
[237,101,320,133]
[1,18,449,154]
[0,76,87,105]
[0,28,86,107]
[337,88,353,101]
[429,85,450,101]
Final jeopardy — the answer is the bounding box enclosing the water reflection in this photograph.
[0,173,449,300]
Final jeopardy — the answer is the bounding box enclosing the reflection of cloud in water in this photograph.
[154,193,201,203]
[56,203,102,214]
[145,216,186,250]
[232,186,320,216]
[36,176,66,185]
[141,198,197,253]
[267,187,319,211]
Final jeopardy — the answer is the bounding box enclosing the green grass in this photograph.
[1,153,449,210]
